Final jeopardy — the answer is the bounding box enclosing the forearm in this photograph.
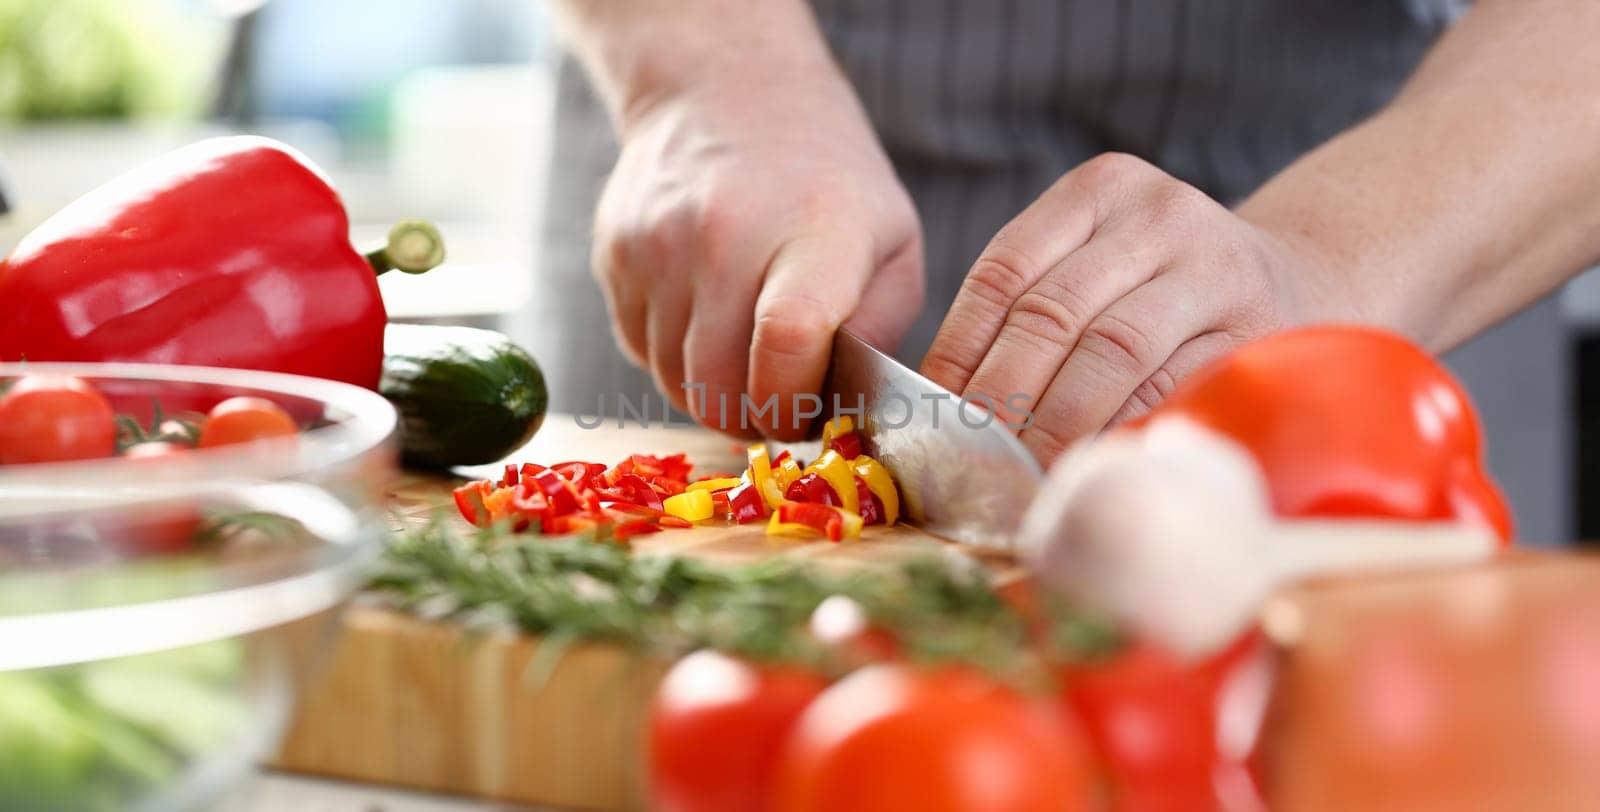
[1238,0,1600,352]
[547,0,843,135]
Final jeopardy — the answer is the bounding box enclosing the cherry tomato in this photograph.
[775,665,1096,812]
[649,650,828,812]
[1062,644,1218,811]
[1147,325,1512,543]
[197,396,298,448]
[102,503,203,555]
[0,375,116,464]
[807,595,900,666]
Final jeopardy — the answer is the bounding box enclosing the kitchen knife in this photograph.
[822,327,1043,550]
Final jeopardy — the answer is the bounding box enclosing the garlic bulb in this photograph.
[1021,417,1495,658]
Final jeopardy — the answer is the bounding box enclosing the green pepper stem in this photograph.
[367,220,446,276]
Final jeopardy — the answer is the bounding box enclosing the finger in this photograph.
[960,227,1170,430]
[647,284,693,415]
[919,152,1153,392]
[1019,270,1219,461]
[1105,331,1243,426]
[606,276,650,369]
[590,232,649,368]
[748,229,875,440]
[842,236,925,350]
[682,268,762,436]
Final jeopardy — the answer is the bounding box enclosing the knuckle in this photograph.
[1080,312,1159,376]
[752,295,838,359]
[1075,152,1152,189]
[589,236,627,284]
[1024,418,1078,462]
[643,224,680,266]
[920,348,973,386]
[966,246,1042,309]
[1146,182,1213,230]
[1006,290,1084,348]
[1129,366,1178,414]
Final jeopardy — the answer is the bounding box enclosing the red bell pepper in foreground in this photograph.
[1143,325,1513,544]
[0,136,444,389]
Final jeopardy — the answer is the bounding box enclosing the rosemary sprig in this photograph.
[367,519,1123,676]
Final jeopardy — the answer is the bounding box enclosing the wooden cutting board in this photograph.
[272,417,1002,810]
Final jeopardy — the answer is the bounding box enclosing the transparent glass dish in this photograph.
[0,362,397,812]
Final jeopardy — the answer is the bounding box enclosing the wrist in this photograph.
[1238,206,1377,331]
[554,0,842,138]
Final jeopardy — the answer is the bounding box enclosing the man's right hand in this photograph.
[575,4,923,439]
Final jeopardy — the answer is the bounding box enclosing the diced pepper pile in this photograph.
[450,417,900,543]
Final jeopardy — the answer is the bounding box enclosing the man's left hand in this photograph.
[921,152,1353,463]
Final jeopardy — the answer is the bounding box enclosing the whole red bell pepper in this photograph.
[0,136,443,389]
[1144,325,1513,543]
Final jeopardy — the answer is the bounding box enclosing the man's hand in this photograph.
[921,153,1352,463]
[593,73,922,437]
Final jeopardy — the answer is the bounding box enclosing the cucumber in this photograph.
[380,324,548,468]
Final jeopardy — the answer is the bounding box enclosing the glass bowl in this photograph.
[0,362,397,812]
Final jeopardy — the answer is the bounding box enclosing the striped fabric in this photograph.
[532,0,1467,404]
[811,0,1463,360]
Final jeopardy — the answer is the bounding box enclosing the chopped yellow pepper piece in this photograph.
[766,511,816,538]
[776,455,803,490]
[851,455,899,525]
[804,449,860,515]
[746,443,787,510]
[819,414,855,450]
[687,477,742,493]
[663,489,714,522]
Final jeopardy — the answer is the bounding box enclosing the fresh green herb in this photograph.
[368,519,1121,675]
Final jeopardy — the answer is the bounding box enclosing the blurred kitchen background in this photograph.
[0,0,1593,544]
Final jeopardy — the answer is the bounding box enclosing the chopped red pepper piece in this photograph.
[785,472,841,506]
[777,501,846,542]
[855,477,885,525]
[727,482,768,523]
[595,473,665,511]
[503,464,520,487]
[530,469,580,515]
[652,477,690,497]
[659,515,694,529]
[829,431,864,460]
[552,460,606,487]
[609,502,666,518]
[452,480,493,527]
[611,517,661,542]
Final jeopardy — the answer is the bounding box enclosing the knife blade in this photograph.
[822,328,1043,550]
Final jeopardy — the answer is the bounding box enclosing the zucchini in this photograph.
[380,324,548,468]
